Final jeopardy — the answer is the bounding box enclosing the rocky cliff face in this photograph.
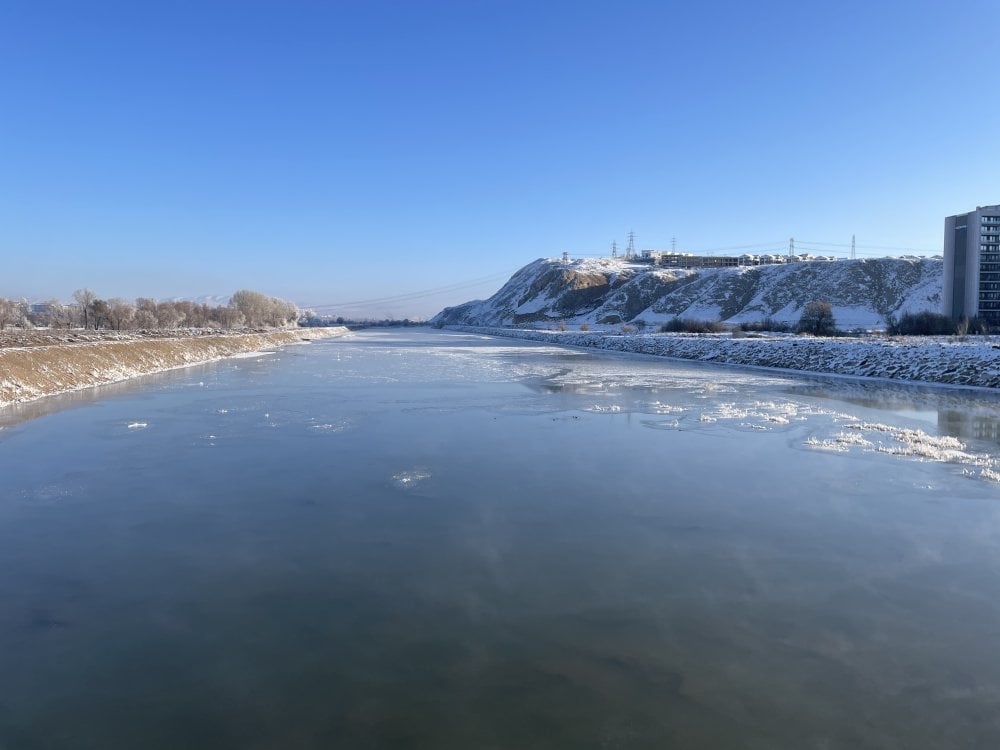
[432,257,943,329]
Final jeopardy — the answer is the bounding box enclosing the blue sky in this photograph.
[2,0,998,318]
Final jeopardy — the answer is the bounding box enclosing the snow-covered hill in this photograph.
[431,257,943,329]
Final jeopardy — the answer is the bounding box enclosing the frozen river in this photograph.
[2,328,1000,748]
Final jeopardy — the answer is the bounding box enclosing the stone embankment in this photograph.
[446,326,1000,389]
[0,327,349,407]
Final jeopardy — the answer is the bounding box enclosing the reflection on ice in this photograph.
[641,417,682,430]
[805,418,1000,481]
[787,379,1000,447]
[467,333,1000,483]
[313,333,1000,484]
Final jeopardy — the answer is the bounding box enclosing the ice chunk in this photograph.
[392,469,431,489]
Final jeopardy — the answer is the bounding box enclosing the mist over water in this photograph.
[2,329,1000,748]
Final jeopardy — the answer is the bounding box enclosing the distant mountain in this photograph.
[162,294,233,307]
[431,257,943,329]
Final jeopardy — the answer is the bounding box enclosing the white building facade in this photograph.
[943,204,1000,323]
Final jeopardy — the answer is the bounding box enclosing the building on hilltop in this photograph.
[944,204,1000,323]
[652,251,836,269]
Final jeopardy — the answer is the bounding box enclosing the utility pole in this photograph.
[671,236,676,254]
[851,234,856,260]
[562,250,569,263]
[626,230,636,259]
[789,237,795,261]
[611,240,617,259]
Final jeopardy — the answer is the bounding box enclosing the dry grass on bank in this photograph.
[0,327,347,406]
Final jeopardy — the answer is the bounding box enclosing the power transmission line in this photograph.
[684,240,787,254]
[798,239,937,253]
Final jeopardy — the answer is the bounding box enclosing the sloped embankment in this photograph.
[444,326,1000,389]
[0,327,348,407]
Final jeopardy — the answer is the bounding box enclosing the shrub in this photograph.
[963,316,990,335]
[886,311,958,336]
[579,323,590,331]
[659,318,728,334]
[797,301,838,336]
[739,317,792,333]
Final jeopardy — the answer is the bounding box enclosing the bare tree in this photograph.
[797,301,838,336]
[133,309,158,329]
[132,298,159,330]
[3,290,299,333]
[186,302,212,328]
[216,306,245,329]
[156,303,185,329]
[73,288,97,329]
[90,299,110,330]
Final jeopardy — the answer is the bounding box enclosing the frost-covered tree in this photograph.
[229,290,298,328]
[230,290,267,327]
[156,303,185,329]
[46,300,73,328]
[107,298,135,331]
[0,298,30,329]
[133,309,158,329]
[216,306,245,329]
[0,298,17,329]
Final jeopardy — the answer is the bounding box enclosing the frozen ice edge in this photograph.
[442,326,1000,483]
[442,326,1000,394]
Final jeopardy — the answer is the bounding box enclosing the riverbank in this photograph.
[444,326,1000,389]
[0,327,349,407]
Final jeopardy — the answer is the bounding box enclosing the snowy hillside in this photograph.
[432,257,943,329]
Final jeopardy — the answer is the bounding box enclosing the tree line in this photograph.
[0,289,299,331]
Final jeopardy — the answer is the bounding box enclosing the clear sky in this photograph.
[2,0,999,319]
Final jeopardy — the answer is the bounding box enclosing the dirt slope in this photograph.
[0,327,348,407]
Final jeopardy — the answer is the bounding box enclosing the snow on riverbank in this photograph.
[0,327,349,408]
[443,326,1000,390]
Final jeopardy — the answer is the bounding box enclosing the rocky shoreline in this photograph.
[445,326,1000,390]
[0,327,349,408]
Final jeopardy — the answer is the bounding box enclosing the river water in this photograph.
[2,328,1000,749]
